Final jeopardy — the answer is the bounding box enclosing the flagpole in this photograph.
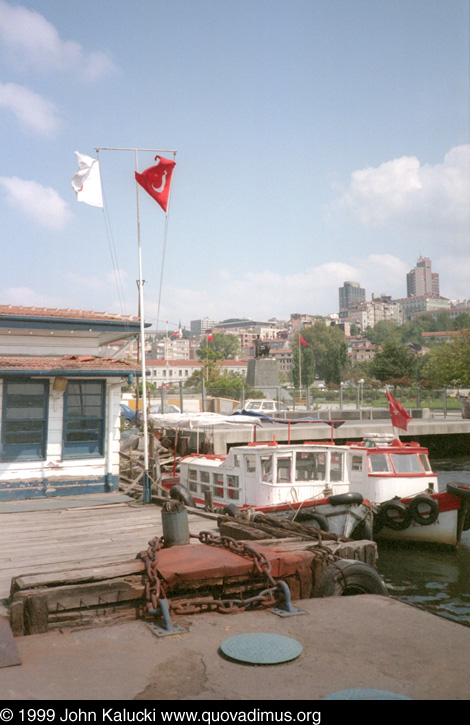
[298,334,302,403]
[94,146,177,504]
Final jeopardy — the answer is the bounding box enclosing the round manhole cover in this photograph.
[220,633,303,665]
[323,689,412,700]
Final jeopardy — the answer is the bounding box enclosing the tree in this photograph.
[293,324,348,386]
[369,339,417,384]
[423,330,470,387]
[197,333,240,361]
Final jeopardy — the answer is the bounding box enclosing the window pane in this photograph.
[369,454,391,473]
[2,380,48,460]
[390,454,422,473]
[63,381,104,458]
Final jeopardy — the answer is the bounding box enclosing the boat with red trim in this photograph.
[168,433,469,547]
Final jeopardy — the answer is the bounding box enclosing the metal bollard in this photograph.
[161,500,190,547]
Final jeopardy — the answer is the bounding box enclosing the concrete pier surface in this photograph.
[1,595,469,701]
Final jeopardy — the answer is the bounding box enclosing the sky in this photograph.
[0,0,469,334]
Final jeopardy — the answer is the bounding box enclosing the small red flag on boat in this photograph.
[207,334,214,342]
[386,390,412,431]
[135,155,175,212]
[300,335,308,346]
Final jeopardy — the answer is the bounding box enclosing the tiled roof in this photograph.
[0,355,140,372]
[0,305,139,323]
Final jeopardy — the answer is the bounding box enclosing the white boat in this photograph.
[168,433,470,547]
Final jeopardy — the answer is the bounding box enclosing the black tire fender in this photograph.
[223,503,240,518]
[313,559,388,597]
[446,483,470,501]
[408,494,439,526]
[296,511,329,532]
[351,514,374,541]
[379,499,412,531]
[328,492,364,507]
[169,484,196,508]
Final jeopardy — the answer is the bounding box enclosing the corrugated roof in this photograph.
[0,305,139,323]
[0,355,140,372]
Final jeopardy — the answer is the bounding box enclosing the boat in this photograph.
[166,432,470,547]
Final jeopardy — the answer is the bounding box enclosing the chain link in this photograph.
[139,530,291,618]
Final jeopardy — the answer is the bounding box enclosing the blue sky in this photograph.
[0,0,469,333]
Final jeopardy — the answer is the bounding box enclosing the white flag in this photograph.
[71,152,103,208]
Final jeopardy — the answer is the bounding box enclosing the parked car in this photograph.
[233,399,289,414]
[149,404,181,415]
[120,404,142,429]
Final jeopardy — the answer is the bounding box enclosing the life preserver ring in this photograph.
[223,503,240,518]
[407,494,439,526]
[169,484,196,508]
[379,500,412,531]
[446,483,470,501]
[328,492,364,507]
[313,559,388,597]
[296,511,329,532]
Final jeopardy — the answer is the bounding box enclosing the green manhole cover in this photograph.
[220,633,303,665]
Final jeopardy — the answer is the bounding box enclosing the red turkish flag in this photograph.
[300,335,308,346]
[386,390,412,431]
[135,155,175,212]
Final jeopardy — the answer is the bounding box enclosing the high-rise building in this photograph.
[339,281,366,312]
[407,256,439,297]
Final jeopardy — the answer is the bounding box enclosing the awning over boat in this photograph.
[230,410,345,428]
[148,412,264,429]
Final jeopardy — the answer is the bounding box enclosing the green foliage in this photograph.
[184,364,262,401]
[423,330,470,387]
[196,333,240,361]
[293,324,348,386]
[369,338,417,383]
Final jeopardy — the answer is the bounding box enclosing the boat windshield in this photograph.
[295,451,326,481]
[368,454,391,473]
[390,454,423,474]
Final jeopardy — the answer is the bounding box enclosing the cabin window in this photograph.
[277,456,292,483]
[227,475,240,500]
[245,455,256,473]
[213,473,224,497]
[233,455,240,467]
[330,453,344,482]
[419,454,432,472]
[390,454,423,474]
[1,379,49,461]
[296,451,326,481]
[261,456,273,482]
[189,469,197,481]
[351,455,363,472]
[200,471,210,483]
[62,380,105,458]
[368,454,391,473]
[295,452,315,481]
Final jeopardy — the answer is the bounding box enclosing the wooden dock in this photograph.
[0,494,219,605]
[0,493,377,637]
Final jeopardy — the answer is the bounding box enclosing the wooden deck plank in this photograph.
[0,500,219,603]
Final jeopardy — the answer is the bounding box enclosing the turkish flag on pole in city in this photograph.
[300,335,308,346]
[386,390,412,431]
[135,155,176,212]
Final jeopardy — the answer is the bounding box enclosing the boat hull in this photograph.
[374,491,464,547]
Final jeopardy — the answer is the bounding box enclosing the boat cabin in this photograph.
[179,434,437,510]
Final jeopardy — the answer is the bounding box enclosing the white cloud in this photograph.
[0,82,62,136]
[335,145,470,251]
[0,0,116,80]
[1,286,63,308]
[154,255,413,324]
[0,176,72,229]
